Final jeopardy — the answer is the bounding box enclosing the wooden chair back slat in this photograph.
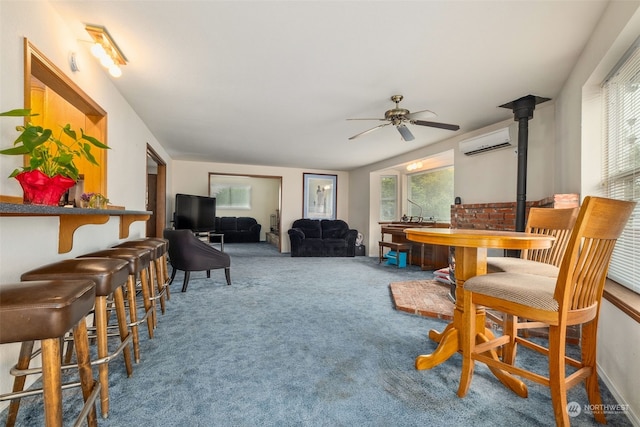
[521,207,579,266]
[555,197,635,313]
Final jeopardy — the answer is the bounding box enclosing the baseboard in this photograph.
[597,363,640,426]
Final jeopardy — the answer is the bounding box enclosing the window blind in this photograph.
[603,40,640,293]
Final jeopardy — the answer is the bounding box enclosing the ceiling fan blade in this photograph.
[405,109,437,120]
[348,122,391,140]
[396,124,415,141]
[412,120,460,131]
[346,118,387,121]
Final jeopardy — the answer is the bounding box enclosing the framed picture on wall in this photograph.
[303,173,337,220]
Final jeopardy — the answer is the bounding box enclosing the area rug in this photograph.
[389,279,455,320]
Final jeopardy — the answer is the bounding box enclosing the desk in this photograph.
[404,228,554,396]
[380,223,449,270]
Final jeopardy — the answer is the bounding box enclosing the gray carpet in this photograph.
[1,242,632,426]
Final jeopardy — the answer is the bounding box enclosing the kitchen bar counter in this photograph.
[0,203,151,253]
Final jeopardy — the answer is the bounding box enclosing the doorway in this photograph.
[146,145,167,237]
[208,173,282,251]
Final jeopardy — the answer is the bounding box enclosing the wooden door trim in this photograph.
[147,145,166,237]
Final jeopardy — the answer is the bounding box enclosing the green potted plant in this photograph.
[0,108,109,205]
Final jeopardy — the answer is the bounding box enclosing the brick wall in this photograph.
[450,194,579,230]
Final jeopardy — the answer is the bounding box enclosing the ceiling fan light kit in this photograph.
[347,95,460,141]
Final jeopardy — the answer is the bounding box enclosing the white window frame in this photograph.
[602,37,640,294]
[380,175,398,221]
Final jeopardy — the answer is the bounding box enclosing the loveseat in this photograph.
[214,217,261,243]
[288,219,358,257]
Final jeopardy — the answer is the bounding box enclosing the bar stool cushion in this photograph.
[115,240,164,259]
[116,238,168,256]
[0,280,96,343]
[21,258,129,297]
[79,247,151,274]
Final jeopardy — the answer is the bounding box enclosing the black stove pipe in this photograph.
[500,95,550,232]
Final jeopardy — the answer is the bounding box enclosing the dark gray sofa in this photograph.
[214,217,261,243]
[288,219,358,257]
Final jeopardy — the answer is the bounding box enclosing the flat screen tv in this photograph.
[174,193,216,232]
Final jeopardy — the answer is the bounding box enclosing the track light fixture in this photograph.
[85,24,127,78]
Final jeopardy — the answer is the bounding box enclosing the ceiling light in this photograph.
[406,162,423,171]
[85,24,127,78]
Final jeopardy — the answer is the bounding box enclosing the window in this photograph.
[602,38,640,293]
[407,166,453,221]
[211,184,251,209]
[380,175,397,221]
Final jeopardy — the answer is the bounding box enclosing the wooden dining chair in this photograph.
[487,207,579,275]
[485,207,579,362]
[457,196,635,426]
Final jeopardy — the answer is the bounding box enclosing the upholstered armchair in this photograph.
[163,229,231,292]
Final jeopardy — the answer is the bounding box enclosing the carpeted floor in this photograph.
[0,242,632,426]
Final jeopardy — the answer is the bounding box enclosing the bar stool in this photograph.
[20,257,133,419]
[77,247,156,360]
[0,280,100,427]
[114,238,169,314]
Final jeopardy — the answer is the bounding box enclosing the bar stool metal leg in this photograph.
[77,247,156,362]
[114,238,169,318]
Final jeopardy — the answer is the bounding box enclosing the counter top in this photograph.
[0,202,151,253]
[0,202,150,216]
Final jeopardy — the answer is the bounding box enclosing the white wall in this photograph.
[556,1,640,423]
[0,0,171,408]
[455,104,555,205]
[171,160,349,253]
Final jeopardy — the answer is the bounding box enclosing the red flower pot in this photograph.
[15,170,76,205]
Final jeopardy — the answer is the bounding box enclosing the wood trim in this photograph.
[603,279,640,323]
[147,145,166,237]
[0,195,23,204]
[119,214,151,239]
[25,39,106,116]
[24,38,108,196]
[59,214,110,253]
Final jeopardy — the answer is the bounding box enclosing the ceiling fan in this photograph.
[347,95,460,141]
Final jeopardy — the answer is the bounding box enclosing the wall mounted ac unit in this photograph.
[459,125,515,156]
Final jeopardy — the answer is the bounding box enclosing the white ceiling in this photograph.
[50,0,608,171]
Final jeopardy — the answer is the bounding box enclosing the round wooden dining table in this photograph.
[404,227,555,397]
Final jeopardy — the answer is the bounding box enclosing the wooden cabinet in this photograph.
[380,222,449,271]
